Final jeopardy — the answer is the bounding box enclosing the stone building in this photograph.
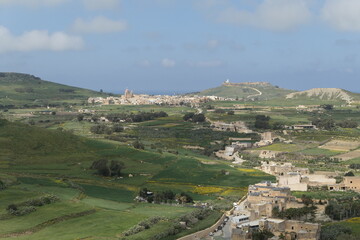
[278,173,308,191]
[328,176,360,192]
[232,218,320,240]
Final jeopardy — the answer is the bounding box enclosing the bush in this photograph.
[214,109,225,114]
[90,159,124,177]
[123,216,165,236]
[6,195,59,216]
[337,120,358,128]
[90,124,113,135]
[133,140,145,150]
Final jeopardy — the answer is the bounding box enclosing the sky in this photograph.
[1,0,360,94]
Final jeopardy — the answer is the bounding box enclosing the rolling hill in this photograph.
[197,81,295,100]
[285,88,360,104]
[0,72,108,107]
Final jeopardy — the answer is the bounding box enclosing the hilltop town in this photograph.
[88,89,233,107]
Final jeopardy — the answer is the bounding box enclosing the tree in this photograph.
[90,159,124,177]
[214,109,225,114]
[227,110,235,115]
[109,160,124,176]
[112,124,124,132]
[255,115,270,129]
[312,118,336,130]
[133,140,145,150]
[192,114,205,123]
[183,112,195,121]
[183,113,205,123]
[301,194,313,206]
[321,104,334,110]
[344,171,355,176]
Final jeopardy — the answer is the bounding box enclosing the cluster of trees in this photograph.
[90,124,124,135]
[214,109,235,115]
[312,118,336,130]
[183,113,206,123]
[320,104,334,110]
[272,205,316,221]
[251,229,275,240]
[350,164,360,169]
[138,188,193,204]
[337,120,358,128]
[7,194,59,216]
[253,115,284,130]
[106,111,168,123]
[90,159,124,177]
[312,118,358,130]
[320,224,353,240]
[325,198,360,220]
[254,115,270,129]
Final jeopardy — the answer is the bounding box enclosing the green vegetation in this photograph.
[0,118,273,239]
[0,72,107,107]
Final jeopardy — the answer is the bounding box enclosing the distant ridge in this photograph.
[285,88,358,104]
[0,72,108,107]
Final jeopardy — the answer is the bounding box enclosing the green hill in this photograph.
[197,81,295,100]
[0,72,108,107]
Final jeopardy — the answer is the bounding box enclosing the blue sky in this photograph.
[1,0,360,93]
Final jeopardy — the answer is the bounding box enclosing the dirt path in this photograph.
[245,87,262,99]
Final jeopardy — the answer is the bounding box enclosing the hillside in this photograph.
[0,119,95,163]
[286,88,360,104]
[0,72,108,107]
[197,81,295,100]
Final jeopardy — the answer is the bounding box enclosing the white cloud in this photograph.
[217,0,311,31]
[322,0,360,31]
[0,26,83,53]
[0,0,67,7]
[82,0,120,10]
[71,16,127,34]
[161,58,176,68]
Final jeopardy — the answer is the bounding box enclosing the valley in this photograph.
[0,75,360,240]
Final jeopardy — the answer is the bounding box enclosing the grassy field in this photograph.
[0,119,274,239]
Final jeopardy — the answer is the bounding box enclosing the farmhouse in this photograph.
[278,173,308,191]
[210,121,252,133]
[232,218,320,240]
[328,176,360,192]
[291,124,317,130]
